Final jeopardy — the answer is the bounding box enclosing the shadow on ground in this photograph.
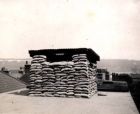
[9,89,107,98]
[9,89,29,96]
[97,93,107,96]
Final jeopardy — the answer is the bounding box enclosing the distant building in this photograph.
[19,61,31,84]
[96,68,110,85]
[1,67,9,74]
[97,80,129,92]
[24,61,31,74]
[112,73,132,85]
[130,74,140,83]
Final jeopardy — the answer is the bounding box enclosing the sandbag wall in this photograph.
[72,54,97,98]
[28,54,97,98]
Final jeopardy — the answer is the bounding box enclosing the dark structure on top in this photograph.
[29,48,100,63]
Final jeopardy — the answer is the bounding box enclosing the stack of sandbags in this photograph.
[60,63,76,97]
[28,54,97,98]
[41,62,55,97]
[87,64,97,97]
[41,62,75,97]
[50,62,67,97]
[29,55,46,96]
[72,54,97,98]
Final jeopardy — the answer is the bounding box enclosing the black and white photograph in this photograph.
[0,0,140,114]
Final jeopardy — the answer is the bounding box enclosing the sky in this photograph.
[0,0,140,60]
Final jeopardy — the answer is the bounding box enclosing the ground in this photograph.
[0,89,139,114]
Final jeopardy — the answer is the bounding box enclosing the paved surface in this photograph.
[0,89,139,114]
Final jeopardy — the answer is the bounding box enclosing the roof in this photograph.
[9,70,23,79]
[0,89,138,114]
[29,48,100,63]
[97,68,108,73]
[0,72,26,93]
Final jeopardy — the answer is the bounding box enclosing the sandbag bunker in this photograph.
[28,48,100,98]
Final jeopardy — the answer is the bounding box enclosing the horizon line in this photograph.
[0,58,140,61]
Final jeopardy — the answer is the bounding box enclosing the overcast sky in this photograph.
[0,0,140,60]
